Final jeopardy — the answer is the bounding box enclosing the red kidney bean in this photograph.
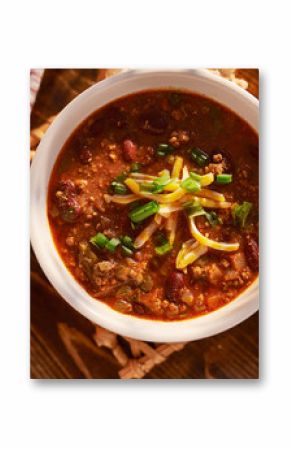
[139,110,169,135]
[244,236,259,271]
[123,139,137,161]
[56,179,82,222]
[165,272,185,302]
[58,195,82,223]
[57,179,76,195]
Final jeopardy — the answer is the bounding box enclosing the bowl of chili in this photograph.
[31,69,259,342]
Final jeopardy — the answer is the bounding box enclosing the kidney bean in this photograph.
[165,272,185,302]
[57,179,77,195]
[244,236,259,271]
[59,195,82,223]
[79,146,93,164]
[139,110,169,135]
[56,180,82,222]
[123,139,137,161]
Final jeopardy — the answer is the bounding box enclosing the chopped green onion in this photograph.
[183,201,205,217]
[189,172,202,181]
[151,171,171,193]
[216,174,233,184]
[115,172,128,182]
[130,162,141,173]
[121,235,135,250]
[140,182,154,192]
[90,232,109,248]
[111,181,128,195]
[140,172,170,193]
[121,245,133,256]
[151,185,164,193]
[156,143,175,157]
[105,237,121,252]
[190,148,210,167]
[155,242,172,256]
[232,201,253,228]
[181,177,201,193]
[205,211,221,226]
[154,234,172,255]
[154,172,170,185]
[154,232,168,246]
[129,201,160,223]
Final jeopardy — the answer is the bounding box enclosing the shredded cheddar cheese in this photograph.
[188,216,239,251]
[107,156,239,268]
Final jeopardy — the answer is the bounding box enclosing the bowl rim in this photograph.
[30,68,259,342]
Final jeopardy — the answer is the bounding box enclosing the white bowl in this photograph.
[30,69,259,343]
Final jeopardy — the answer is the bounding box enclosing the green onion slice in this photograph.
[111,181,128,195]
[205,211,221,226]
[90,232,109,248]
[140,171,171,193]
[129,201,160,223]
[140,182,155,192]
[232,201,253,228]
[105,237,121,252]
[190,148,210,167]
[151,171,171,193]
[121,235,135,251]
[154,232,173,255]
[189,172,202,182]
[121,245,133,256]
[181,177,201,193]
[155,241,172,256]
[154,232,168,246]
[216,174,233,184]
[183,200,205,217]
[156,143,175,157]
[115,172,128,182]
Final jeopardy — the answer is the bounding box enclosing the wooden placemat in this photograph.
[30,68,259,379]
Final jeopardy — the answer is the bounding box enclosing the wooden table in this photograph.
[30,69,259,379]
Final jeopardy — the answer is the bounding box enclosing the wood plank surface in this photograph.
[30,68,259,379]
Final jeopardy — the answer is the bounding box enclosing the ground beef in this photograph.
[168,130,190,147]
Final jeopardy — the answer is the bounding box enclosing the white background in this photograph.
[0,0,289,448]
